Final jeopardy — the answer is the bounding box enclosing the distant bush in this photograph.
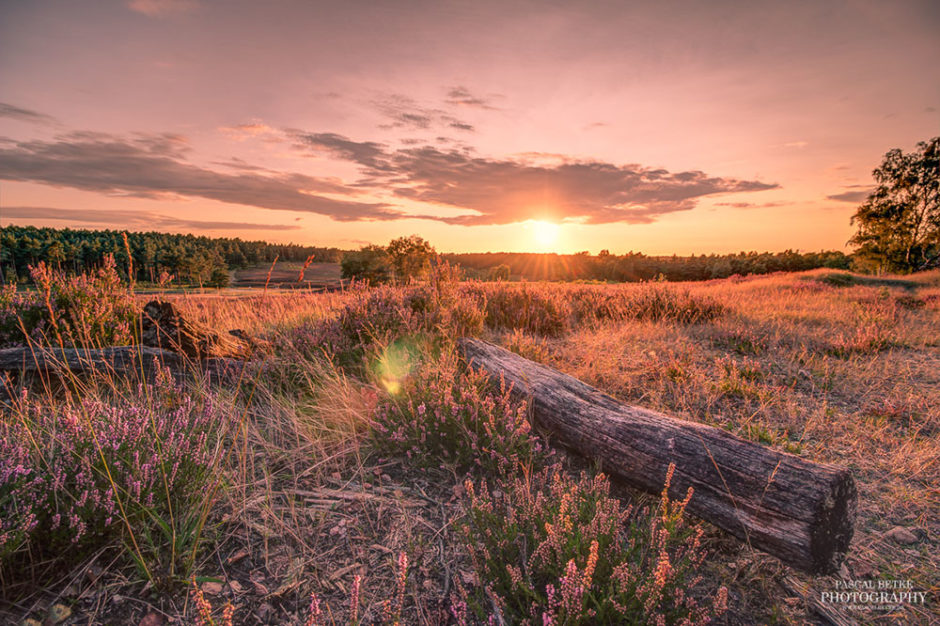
[0,255,136,348]
[817,272,857,287]
[207,267,231,288]
[341,245,393,286]
[371,350,550,476]
[487,264,511,281]
[456,465,727,625]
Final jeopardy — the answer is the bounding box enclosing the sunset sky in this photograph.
[1,0,937,254]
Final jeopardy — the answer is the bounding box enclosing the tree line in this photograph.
[0,225,343,287]
[338,235,851,284]
[445,249,851,282]
[1,226,853,288]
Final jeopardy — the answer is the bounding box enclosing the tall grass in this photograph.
[6,265,935,623]
[0,370,233,592]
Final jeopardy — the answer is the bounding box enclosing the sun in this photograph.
[531,220,560,248]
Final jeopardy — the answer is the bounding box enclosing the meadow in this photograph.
[1,262,937,625]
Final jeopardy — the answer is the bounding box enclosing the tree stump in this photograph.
[140,300,251,360]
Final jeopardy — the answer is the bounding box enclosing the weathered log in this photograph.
[459,338,857,575]
[140,300,251,359]
[0,346,242,381]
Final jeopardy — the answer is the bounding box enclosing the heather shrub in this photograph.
[469,283,571,336]
[371,350,550,476]
[0,256,136,348]
[456,465,727,625]
[503,328,553,363]
[0,375,227,586]
[288,279,485,373]
[570,283,724,325]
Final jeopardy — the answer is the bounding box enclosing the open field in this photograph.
[1,268,938,624]
[231,262,343,290]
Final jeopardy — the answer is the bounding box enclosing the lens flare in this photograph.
[374,339,418,395]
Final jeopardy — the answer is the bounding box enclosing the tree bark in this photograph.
[0,345,241,381]
[459,338,857,575]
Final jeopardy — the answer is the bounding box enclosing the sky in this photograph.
[0,0,937,255]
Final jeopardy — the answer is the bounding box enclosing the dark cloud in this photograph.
[384,147,777,225]
[289,132,778,225]
[714,201,785,209]
[0,132,406,221]
[444,87,500,110]
[826,188,873,203]
[373,95,474,133]
[0,103,59,126]
[127,0,198,17]
[292,132,392,170]
[1,206,301,231]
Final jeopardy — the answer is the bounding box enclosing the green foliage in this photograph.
[386,235,436,283]
[341,245,393,285]
[207,267,231,288]
[0,224,339,286]
[850,137,940,273]
[341,235,436,285]
[456,466,728,625]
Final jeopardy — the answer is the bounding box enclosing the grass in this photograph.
[1,266,938,624]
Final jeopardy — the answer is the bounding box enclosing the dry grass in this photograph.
[3,269,937,624]
[534,270,939,624]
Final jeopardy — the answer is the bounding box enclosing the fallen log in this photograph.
[0,346,242,381]
[140,300,251,359]
[459,338,856,575]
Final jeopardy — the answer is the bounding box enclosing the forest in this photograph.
[1,224,852,287]
[0,225,341,286]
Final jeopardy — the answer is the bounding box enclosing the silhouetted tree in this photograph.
[850,137,940,273]
[386,235,436,283]
[341,245,392,285]
[488,264,511,281]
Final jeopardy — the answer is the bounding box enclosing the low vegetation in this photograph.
[1,262,937,624]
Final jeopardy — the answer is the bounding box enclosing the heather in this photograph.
[283,271,485,372]
[0,374,228,589]
[0,255,136,348]
[0,265,937,624]
[457,465,727,625]
[371,349,551,476]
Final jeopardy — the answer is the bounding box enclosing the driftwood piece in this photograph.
[459,338,857,575]
[140,300,251,360]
